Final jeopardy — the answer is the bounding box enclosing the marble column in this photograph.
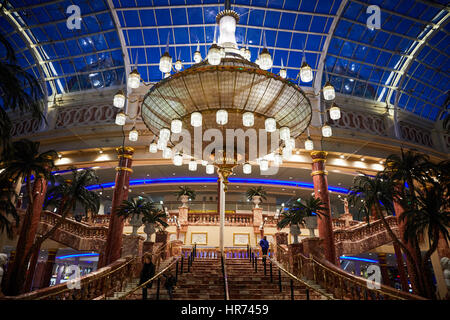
[310,151,337,265]
[40,249,58,289]
[101,147,134,267]
[393,241,409,292]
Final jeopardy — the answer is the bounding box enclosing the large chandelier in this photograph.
[113,1,343,190]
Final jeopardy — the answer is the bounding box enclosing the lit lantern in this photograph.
[191,112,202,127]
[115,112,126,126]
[243,162,251,174]
[329,104,341,120]
[160,128,171,142]
[279,127,290,141]
[323,81,335,101]
[282,147,292,160]
[242,112,254,127]
[201,160,208,166]
[206,164,215,174]
[194,50,202,63]
[113,90,126,108]
[300,61,313,83]
[305,137,314,151]
[260,159,269,171]
[159,52,172,73]
[157,139,167,150]
[174,60,182,71]
[149,142,158,153]
[173,153,183,166]
[258,48,273,70]
[162,147,172,159]
[322,123,332,137]
[188,160,197,171]
[171,119,182,133]
[128,69,140,89]
[279,68,287,79]
[265,118,276,132]
[274,153,283,166]
[207,44,221,66]
[129,127,138,141]
[216,109,228,125]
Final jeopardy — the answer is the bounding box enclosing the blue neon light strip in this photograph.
[56,253,99,260]
[339,256,378,263]
[86,177,349,194]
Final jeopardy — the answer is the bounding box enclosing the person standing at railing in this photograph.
[259,236,270,264]
[139,253,155,300]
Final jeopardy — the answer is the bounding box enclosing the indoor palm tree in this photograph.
[116,198,159,236]
[246,186,267,209]
[175,186,196,200]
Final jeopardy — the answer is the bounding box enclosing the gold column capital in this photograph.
[311,170,328,176]
[115,167,133,173]
[310,151,328,160]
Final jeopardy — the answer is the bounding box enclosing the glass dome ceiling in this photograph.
[1,0,448,122]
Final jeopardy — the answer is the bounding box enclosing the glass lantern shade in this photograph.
[201,160,208,166]
[159,52,172,73]
[282,147,292,160]
[206,164,215,174]
[279,68,287,79]
[243,162,251,174]
[265,118,276,132]
[171,119,182,133]
[300,62,313,83]
[191,112,202,127]
[160,128,171,141]
[279,127,290,141]
[194,51,202,63]
[207,44,221,66]
[305,137,314,151]
[258,48,273,70]
[115,112,126,126]
[149,142,158,153]
[322,124,332,137]
[329,105,341,120]
[323,82,336,101]
[128,69,140,89]
[113,91,125,108]
[162,147,172,159]
[174,60,182,71]
[242,112,254,127]
[129,127,138,142]
[157,139,167,150]
[216,109,228,125]
[260,159,269,171]
[173,153,183,166]
[188,160,197,171]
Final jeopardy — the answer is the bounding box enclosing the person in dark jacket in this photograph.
[139,254,155,300]
[259,236,270,263]
[163,272,176,300]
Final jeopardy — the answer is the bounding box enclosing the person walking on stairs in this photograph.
[163,272,176,300]
[139,253,155,300]
[259,236,270,264]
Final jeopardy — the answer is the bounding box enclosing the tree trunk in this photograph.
[420,227,439,300]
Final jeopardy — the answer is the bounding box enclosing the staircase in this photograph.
[226,258,327,300]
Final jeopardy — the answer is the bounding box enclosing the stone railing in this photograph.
[54,104,116,130]
[399,121,434,148]
[332,218,362,229]
[329,109,387,136]
[11,117,41,137]
[92,215,111,226]
[187,212,254,226]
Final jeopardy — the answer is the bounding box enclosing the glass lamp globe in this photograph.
[216,109,228,125]
[206,164,215,174]
[129,127,138,142]
[157,139,167,150]
[173,153,183,166]
[282,147,292,160]
[174,60,183,71]
[191,112,202,127]
[242,112,254,127]
[207,44,221,66]
[300,62,313,83]
[128,69,140,89]
[194,51,202,63]
[159,52,172,73]
[171,119,182,133]
[265,118,276,132]
[201,160,208,166]
[113,90,126,108]
[243,162,251,174]
[329,104,341,120]
[149,142,158,153]
[279,127,290,141]
[115,112,126,126]
[323,81,336,101]
[305,137,314,151]
[322,124,332,137]
[160,128,171,142]
[188,160,197,171]
[260,159,269,171]
[162,147,172,159]
[258,48,273,70]
[279,68,287,79]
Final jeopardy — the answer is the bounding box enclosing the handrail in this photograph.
[118,256,180,300]
[267,255,335,300]
[221,253,230,300]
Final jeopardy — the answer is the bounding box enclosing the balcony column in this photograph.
[252,207,263,242]
[100,147,134,267]
[310,151,337,265]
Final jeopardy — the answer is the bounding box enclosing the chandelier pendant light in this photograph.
[242,112,254,127]
[329,104,341,120]
[243,162,252,174]
[129,127,138,141]
[159,52,172,73]
[149,142,158,153]
[323,81,336,101]
[258,48,273,70]
[216,109,228,125]
[113,90,126,108]
[171,119,182,133]
[191,112,203,127]
[305,137,314,151]
[300,61,313,83]
[322,123,332,137]
[188,160,198,171]
[115,112,126,126]
[265,118,276,132]
[128,69,140,89]
[208,43,222,66]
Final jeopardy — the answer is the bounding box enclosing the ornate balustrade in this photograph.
[187,212,254,226]
[399,121,434,148]
[332,218,362,229]
[92,215,111,226]
[329,109,387,136]
[333,216,398,243]
[10,117,41,137]
[54,104,117,130]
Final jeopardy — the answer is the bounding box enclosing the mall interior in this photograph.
[0,0,448,301]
